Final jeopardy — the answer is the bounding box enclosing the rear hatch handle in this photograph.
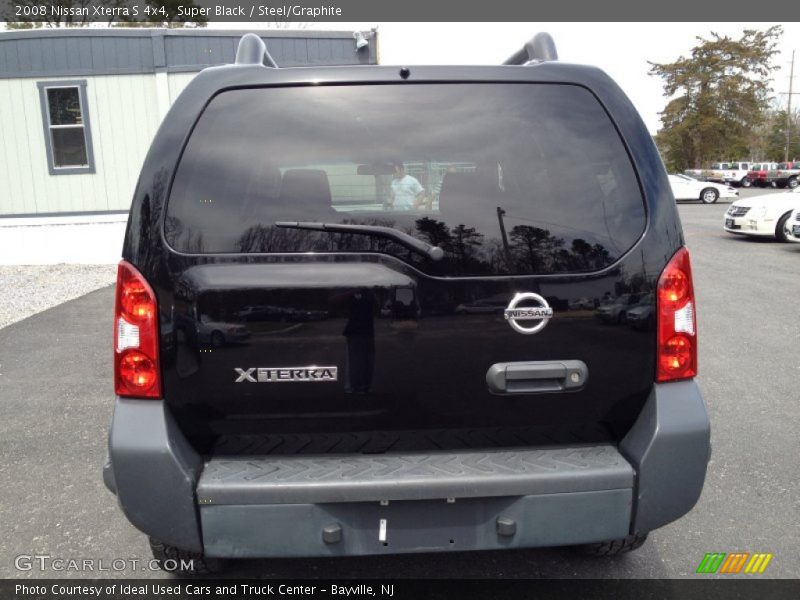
[275,221,445,261]
[486,360,588,394]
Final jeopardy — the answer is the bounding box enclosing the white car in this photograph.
[785,206,800,243]
[669,174,738,204]
[723,187,800,242]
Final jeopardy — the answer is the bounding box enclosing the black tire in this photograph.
[210,330,225,348]
[576,533,649,557]
[149,538,222,574]
[700,188,719,204]
[775,212,792,243]
[740,177,752,188]
[788,177,799,189]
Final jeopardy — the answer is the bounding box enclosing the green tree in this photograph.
[763,109,800,161]
[650,27,782,171]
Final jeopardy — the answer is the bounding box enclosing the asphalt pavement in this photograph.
[0,188,798,579]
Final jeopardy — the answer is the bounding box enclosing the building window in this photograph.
[37,80,95,175]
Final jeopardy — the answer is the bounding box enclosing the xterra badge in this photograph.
[504,293,554,335]
[234,367,338,383]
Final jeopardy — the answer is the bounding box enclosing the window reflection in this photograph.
[44,86,90,169]
[166,84,645,275]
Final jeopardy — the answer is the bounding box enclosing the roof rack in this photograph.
[235,33,278,68]
[503,32,558,65]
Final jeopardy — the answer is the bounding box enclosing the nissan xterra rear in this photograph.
[104,33,711,572]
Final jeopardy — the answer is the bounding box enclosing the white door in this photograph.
[669,175,694,200]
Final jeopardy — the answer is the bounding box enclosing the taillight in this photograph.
[114,260,161,398]
[656,247,697,382]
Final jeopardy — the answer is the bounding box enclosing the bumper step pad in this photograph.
[197,445,633,505]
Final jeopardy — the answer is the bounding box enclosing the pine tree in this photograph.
[650,27,782,171]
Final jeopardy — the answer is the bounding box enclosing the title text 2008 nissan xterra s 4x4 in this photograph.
[104,32,710,573]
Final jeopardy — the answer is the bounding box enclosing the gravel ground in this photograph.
[0,265,116,330]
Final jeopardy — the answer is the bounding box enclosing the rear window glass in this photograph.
[166,83,645,276]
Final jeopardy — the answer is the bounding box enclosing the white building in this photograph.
[0,28,377,263]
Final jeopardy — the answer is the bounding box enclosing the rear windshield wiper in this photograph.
[275,221,444,261]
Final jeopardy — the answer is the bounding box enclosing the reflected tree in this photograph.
[415,217,452,250]
[509,225,563,272]
[450,224,484,270]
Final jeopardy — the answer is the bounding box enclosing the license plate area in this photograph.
[200,490,634,557]
[335,498,487,552]
[725,218,735,228]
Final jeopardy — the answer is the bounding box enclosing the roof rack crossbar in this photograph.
[503,32,558,65]
[235,33,278,68]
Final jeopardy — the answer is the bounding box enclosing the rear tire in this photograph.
[775,212,791,243]
[788,177,799,189]
[700,188,719,204]
[149,538,222,574]
[740,177,752,188]
[576,533,649,557]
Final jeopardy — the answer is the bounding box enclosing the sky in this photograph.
[211,22,800,134]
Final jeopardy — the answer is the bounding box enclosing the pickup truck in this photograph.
[707,162,753,187]
[773,162,800,189]
[747,162,781,188]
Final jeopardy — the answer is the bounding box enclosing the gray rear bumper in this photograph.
[105,380,710,556]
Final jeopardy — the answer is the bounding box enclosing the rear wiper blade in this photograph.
[275,221,444,261]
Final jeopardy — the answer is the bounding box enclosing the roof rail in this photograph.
[235,33,278,68]
[503,32,558,65]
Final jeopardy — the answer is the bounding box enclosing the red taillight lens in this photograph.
[120,282,155,322]
[656,247,697,382]
[114,260,161,398]
[118,351,158,392]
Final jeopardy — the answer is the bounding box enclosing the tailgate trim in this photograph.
[197,445,633,505]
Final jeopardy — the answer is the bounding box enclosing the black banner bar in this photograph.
[3,0,800,22]
[3,580,800,600]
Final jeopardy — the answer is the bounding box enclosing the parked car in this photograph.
[746,162,780,188]
[785,206,800,243]
[197,315,251,347]
[105,32,709,573]
[594,293,644,324]
[568,297,595,310]
[772,162,800,189]
[455,295,507,314]
[683,168,706,180]
[668,174,737,204]
[626,293,655,331]
[723,187,800,242]
[707,161,753,187]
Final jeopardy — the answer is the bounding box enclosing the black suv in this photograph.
[104,33,710,572]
